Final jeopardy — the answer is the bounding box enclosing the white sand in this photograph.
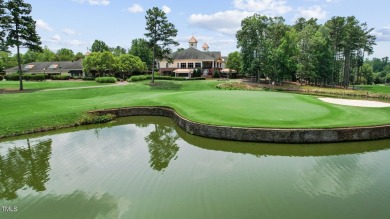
[319,97,390,108]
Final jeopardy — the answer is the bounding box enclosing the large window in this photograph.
[188,63,194,69]
[166,63,169,68]
[180,63,186,69]
[195,62,201,68]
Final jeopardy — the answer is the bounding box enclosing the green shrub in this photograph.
[213,70,220,78]
[76,113,116,125]
[128,75,148,82]
[82,76,95,81]
[193,69,202,77]
[189,77,205,80]
[51,75,70,80]
[0,75,3,81]
[24,74,45,81]
[4,73,20,81]
[95,77,117,83]
[216,82,262,91]
[172,77,186,81]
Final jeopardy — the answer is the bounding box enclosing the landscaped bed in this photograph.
[1,80,390,138]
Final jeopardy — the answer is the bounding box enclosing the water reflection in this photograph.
[0,139,52,200]
[145,124,180,171]
[296,155,379,198]
[11,190,130,219]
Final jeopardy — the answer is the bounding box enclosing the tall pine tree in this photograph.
[144,7,178,84]
[0,0,9,51]
[4,0,42,90]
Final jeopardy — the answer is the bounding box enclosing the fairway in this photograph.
[1,80,390,137]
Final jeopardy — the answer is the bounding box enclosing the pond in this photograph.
[1,116,390,219]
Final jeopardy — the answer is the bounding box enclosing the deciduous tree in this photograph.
[83,51,117,77]
[129,38,153,69]
[226,51,242,74]
[55,48,74,61]
[91,39,110,53]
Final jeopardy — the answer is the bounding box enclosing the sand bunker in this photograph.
[319,97,390,108]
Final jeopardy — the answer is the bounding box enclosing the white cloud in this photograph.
[74,0,110,6]
[50,35,61,42]
[233,0,293,15]
[296,5,327,20]
[63,28,78,35]
[128,4,144,13]
[162,5,171,14]
[373,27,390,42]
[67,40,83,46]
[36,19,53,32]
[189,10,254,36]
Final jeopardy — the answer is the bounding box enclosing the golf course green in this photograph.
[1,80,390,138]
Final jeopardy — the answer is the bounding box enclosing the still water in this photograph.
[1,116,390,219]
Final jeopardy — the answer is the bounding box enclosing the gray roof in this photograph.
[169,48,221,61]
[4,60,83,74]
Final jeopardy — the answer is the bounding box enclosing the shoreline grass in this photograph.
[1,80,390,138]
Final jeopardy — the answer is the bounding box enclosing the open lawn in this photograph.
[356,84,390,94]
[1,80,390,137]
[0,80,111,91]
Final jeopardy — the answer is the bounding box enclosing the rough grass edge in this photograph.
[0,113,116,139]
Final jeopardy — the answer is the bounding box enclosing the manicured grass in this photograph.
[356,85,390,94]
[0,80,110,90]
[1,80,390,137]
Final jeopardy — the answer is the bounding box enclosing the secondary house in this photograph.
[4,60,84,77]
[158,36,225,78]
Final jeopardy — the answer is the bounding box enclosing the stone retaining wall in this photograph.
[91,107,390,143]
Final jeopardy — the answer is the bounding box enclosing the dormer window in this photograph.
[48,64,59,70]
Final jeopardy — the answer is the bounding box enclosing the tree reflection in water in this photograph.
[144,124,180,171]
[0,139,52,200]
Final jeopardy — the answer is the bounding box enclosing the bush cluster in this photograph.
[95,77,117,83]
[4,73,20,81]
[128,75,205,82]
[24,74,45,81]
[51,75,70,80]
[172,77,205,81]
[0,75,3,81]
[193,69,202,77]
[128,75,148,82]
[76,113,116,125]
[213,70,220,78]
[82,76,96,81]
[216,82,262,91]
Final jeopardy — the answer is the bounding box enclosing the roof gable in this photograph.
[169,48,217,60]
[188,36,198,43]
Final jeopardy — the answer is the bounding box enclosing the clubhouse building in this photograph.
[158,36,225,78]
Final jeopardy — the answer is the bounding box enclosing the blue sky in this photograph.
[26,0,390,58]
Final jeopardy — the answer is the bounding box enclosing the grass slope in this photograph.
[0,81,111,90]
[0,80,390,137]
[356,85,390,94]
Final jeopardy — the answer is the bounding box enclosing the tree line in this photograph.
[1,1,177,87]
[234,15,376,87]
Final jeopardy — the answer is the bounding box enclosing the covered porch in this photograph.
[173,69,193,78]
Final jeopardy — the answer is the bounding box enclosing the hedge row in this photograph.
[128,75,148,82]
[24,74,45,81]
[51,75,70,80]
[127,75,205,82]
[4,73,46,81]
[95,77,117,83]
